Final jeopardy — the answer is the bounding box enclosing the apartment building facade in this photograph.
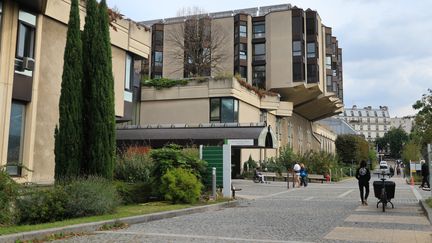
[390,117,414,134]
[0,0,151,183]
[338,105,390,141]
[118,4,344,174]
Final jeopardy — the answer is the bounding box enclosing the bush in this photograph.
[0,171,20,225]
[114,181,153,204]
[16,187,67,225]
[63,177,120,218]
[115,150,154,183]
[160,168,203,204]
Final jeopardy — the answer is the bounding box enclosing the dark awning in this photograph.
[116,125,278,148]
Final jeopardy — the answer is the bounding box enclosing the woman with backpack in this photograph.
[356,160,371,205]
[300,163,308,187]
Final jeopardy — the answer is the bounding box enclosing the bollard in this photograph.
[212,167,216,199]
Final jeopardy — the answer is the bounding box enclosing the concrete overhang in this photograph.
[271,83,322,106]
[274,101,293,117]
[294,94,343,121]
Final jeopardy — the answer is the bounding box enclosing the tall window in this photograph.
[306,42,316,58]
[293,62,303,81]
[253,21,265,38]
[239,66,247,79]
[154,51,163,67]
[125,54,132,91]
[15,10,36,75]
[239,21,247,37]
[7,101,26,176]
[326,75,332,91]
[326,55,331,69]
[154,30,163,45]
[253,43,265,61]
[210,98,239,123]
[252,65,265,89]
[307,64,317,83]
[239,43,247,60]
[292,41,302,56]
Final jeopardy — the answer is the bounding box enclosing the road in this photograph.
[55,174,431,242]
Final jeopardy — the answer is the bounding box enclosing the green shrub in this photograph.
[0,171,20,225]
[16,187,67,225]
[160,168,203,204]
[114,181,153,204]
[63,177,120,218]
[115,152,154,183]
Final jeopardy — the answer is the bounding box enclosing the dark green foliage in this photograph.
[374,128,409,158]
[55,0,83,180]
[63,177,120,218]
[0,171,20,225]
[82,0,116,179]
[413,89,432,145]
[16,187,68,225]
[276,146,297,170]
[142,78,190,89]
[160,168,203,204]
[150,145,207,183]
[114,181,153,204]
[114,152,154,183]
[335,134,369,164]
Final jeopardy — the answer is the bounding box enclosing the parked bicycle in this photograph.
[373,170,395,212]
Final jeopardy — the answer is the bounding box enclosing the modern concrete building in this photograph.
[338,105,390,141]
[0,0,151,183]
[117,4,344,176]
[390,116,414,134]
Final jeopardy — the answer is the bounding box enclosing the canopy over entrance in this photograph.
[116,124,278,149]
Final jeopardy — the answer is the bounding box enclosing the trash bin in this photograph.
[373,181,395,199]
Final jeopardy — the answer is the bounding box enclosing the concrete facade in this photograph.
[0,0,151,183]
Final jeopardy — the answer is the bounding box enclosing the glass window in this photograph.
[210,98,238,123]
[253,21,265,38]
[7,101,26,176]
[239,43,247,60]
[326,34,331,46]
[260,109,267,123]
[292,16,303,34]
[293,62,303,81]
[239,22,247,37]
[306,17,315,35]
[125,54,132,90]
[326,55,331,69]
[15,11,36,73]
[154,31,163,44]
[239,66,247,79]
[307,64,317,83]
[293,41,302,56]
[252,65,265,89]
[154,51,163,67]
[253,43,265,61]
[306,42,316,58]
[326,75,332,90]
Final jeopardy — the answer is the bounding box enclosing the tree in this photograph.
[412,89,432,152]
[335,134,369,164]
[402,141,421,163]
[55,0,83,180]
[82,0,116,179]
[383,128,409,159]
[165,7,227,77]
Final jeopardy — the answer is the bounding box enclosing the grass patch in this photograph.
[426,197,432,208]
[0,202,195,236]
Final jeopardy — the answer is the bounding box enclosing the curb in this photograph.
[419,200,432,225]
[0,200,239,243]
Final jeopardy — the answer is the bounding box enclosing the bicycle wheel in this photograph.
[381,188,387,212]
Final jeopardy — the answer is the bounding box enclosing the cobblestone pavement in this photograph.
[55,174,431,243]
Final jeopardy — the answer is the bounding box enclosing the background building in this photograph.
[0,0,151,183]
[338,105,390,141]
[390,116,414,134]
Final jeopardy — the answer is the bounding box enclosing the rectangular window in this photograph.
[154,51,163,67]
[7,101,26,176]
[15,10,36,74]
[306,42,316,58]
[293,62,303,81]
[253,21,265,38]
[125,54,132,90]
[210,98,239,123]
[326,75,332,90]
[326,34,331,46]
[239,43,247,60]
[306,17,315,35]
[292,16,303,34]
[252,65,265,89]
[154,30,163,45]
[307,64,317,83]
[239,22,247,37]
[260,109,267,123]
[253,43,265,61]
[293,41,302,56]
[326,55,331,69]
[239,66,247,79]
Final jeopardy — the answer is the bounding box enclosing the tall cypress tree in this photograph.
[82,0,116,179]
[55,0,83,180]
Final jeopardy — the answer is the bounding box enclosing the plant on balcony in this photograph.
[234,75,279,98]
[142,78,189,89]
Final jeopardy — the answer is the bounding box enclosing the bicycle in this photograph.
[373,170,395,212]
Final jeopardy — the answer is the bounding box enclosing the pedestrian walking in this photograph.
[293,162,301,188]
[420,161,430,188]
[355,160,371,206]
[300,163,308,187]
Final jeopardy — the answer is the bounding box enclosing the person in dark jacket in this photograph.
[420,161,430,188]
[356,160,371,205]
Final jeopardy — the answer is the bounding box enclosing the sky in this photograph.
[106,0,432,118]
